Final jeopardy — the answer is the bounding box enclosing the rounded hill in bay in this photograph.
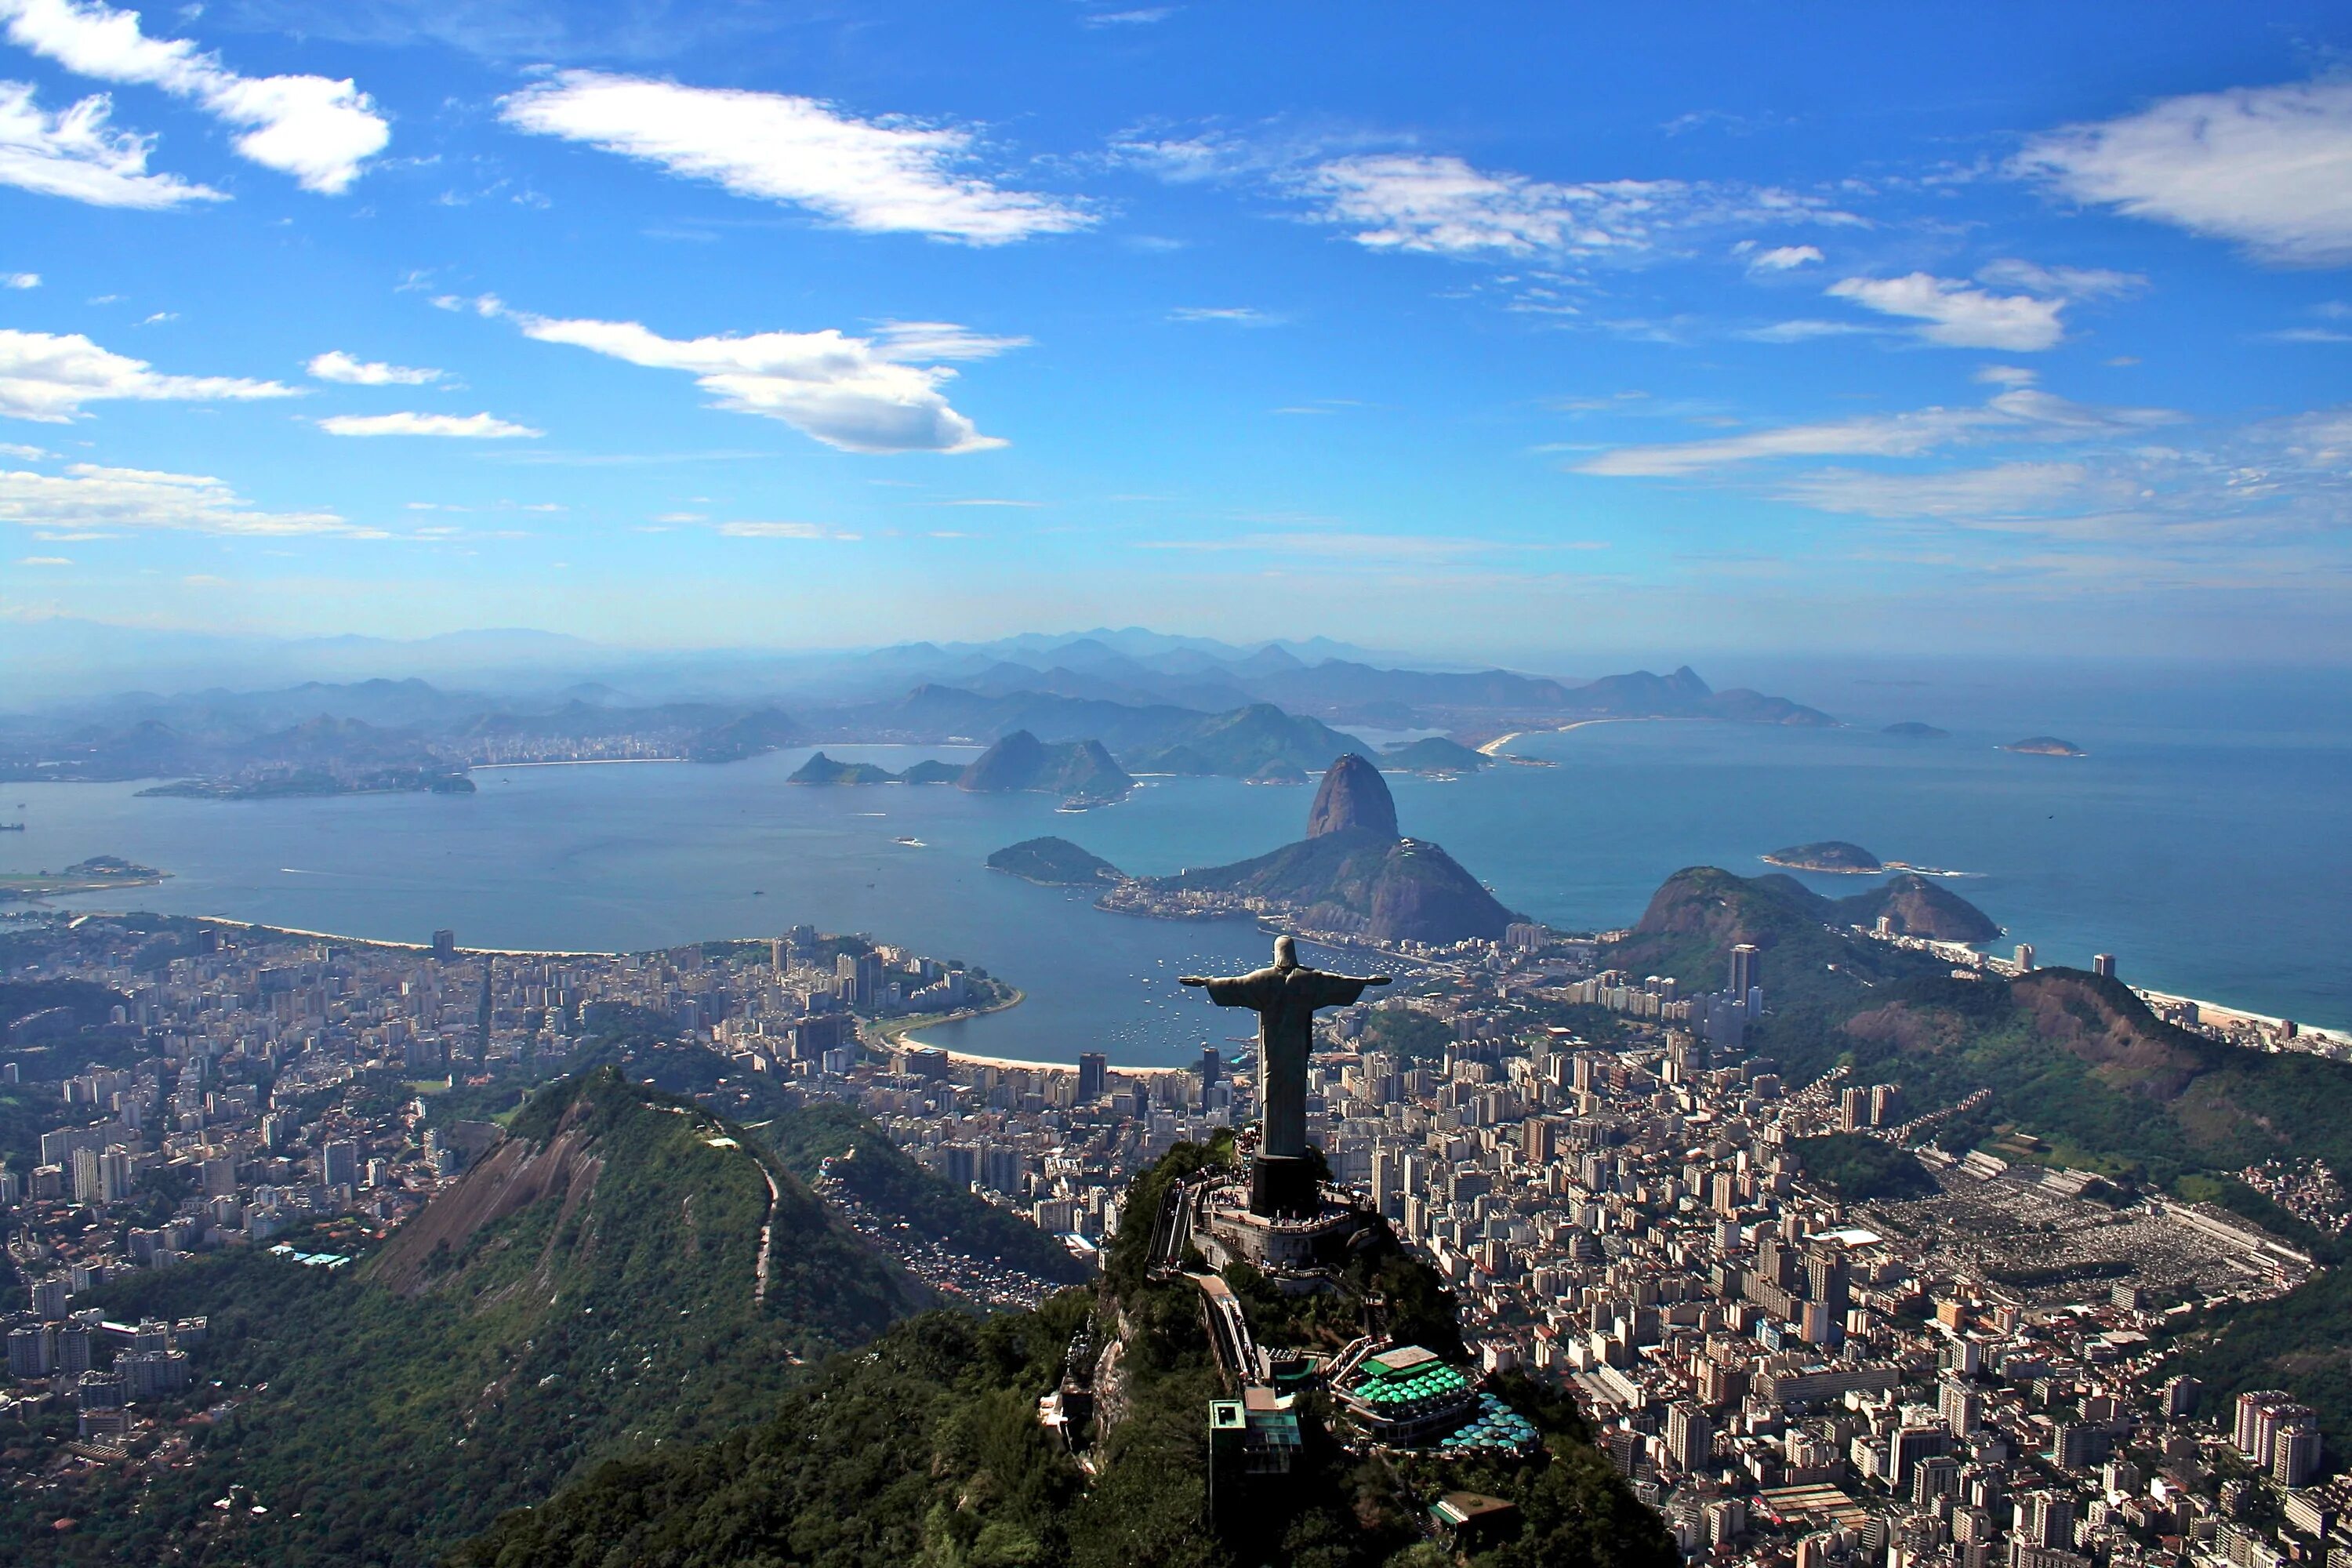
[1762,840,1882,873]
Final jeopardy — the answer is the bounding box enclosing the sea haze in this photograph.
[8,712,2348,1062]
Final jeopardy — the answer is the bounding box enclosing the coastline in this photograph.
[1477,715,1697,757]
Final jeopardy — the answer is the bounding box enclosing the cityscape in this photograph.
[4,885,2344,1564]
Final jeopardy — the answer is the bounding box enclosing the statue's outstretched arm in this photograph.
[1178,976,1210,987]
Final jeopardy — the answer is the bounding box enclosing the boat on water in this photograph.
[893,836,925,847]
[0,822,23,832]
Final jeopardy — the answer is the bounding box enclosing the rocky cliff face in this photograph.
[1306,753,1399,839]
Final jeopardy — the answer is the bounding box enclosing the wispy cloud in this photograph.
[307,349,443,386]
[1739,318,1877,343]
[317,411,540,438]
[1974,258,2144,299]
[869,320,1030,361]
[500,71,1089,245]
[1574,384,2177,477]
[1080,6,1175,26]
[2015,77,2352,265]
[0,328,295,420]
[0,459,365,534]
[0,79,220,206]
[509,307,1011,454]
[1297,153,1861,260]
[1169,306,1281,325]
[715,520,858,539]
[1110,127,1863,280]
[3,270,38,288]
[0,0,390,193]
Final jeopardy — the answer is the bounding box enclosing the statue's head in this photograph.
[1272,935,1298,971]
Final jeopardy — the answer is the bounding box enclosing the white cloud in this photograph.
[513,311,1008,454]
[0,439,45,456]
[2016,78,2352,265]
[1826,272,2067,350]
[3,270,36,286]
[1747,244,1823,271]
[307,349,442,385]
[15,552,69,563]
[0,459,361,533]
[1081,7,1174,24]
[1974,365,2038,387]
[0,78,220,205]
[499,71,1087,245]
[316,411,539,438]
[0,0,390,193]
[0,327,293,420]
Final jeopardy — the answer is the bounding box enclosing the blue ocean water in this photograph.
[6,705,2347,1063]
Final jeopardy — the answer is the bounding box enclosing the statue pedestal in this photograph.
[1194,1177,1381,1288]
[1249,1156,1319,1218]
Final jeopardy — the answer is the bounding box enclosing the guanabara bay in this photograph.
[3,2,2349,1566]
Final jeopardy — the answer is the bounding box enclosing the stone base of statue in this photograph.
[1193,1171,1381,1291]
[1249,1155,1319,1219]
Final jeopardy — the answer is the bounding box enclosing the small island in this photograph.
[897,759,964,785]
[2003,736,2087,757]
[985,837,1127,887]
[1377,735,1490,774]
[1882,721,1950,739]
[1244,760,1308,786]
[0,855,169,901]
[1762,840,1883,874]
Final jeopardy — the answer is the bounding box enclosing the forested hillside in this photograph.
[8,1069,931,1566]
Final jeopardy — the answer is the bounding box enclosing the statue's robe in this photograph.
[1198,963,1381,1160]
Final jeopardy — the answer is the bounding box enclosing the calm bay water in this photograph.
[7,711,2347,1063]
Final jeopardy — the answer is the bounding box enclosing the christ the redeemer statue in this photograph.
[1182,935,1389,1217]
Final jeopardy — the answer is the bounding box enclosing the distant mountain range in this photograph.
[0,628,1840,789]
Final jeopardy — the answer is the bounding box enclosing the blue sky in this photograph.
[2,0,2350,664]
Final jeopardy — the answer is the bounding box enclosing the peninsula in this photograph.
[1098,753,1518,943]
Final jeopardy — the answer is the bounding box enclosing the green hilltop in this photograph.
[989,835,1129,887]
[13,1068,930,1566]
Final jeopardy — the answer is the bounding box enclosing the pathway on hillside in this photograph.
[753,1160,781,1307]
